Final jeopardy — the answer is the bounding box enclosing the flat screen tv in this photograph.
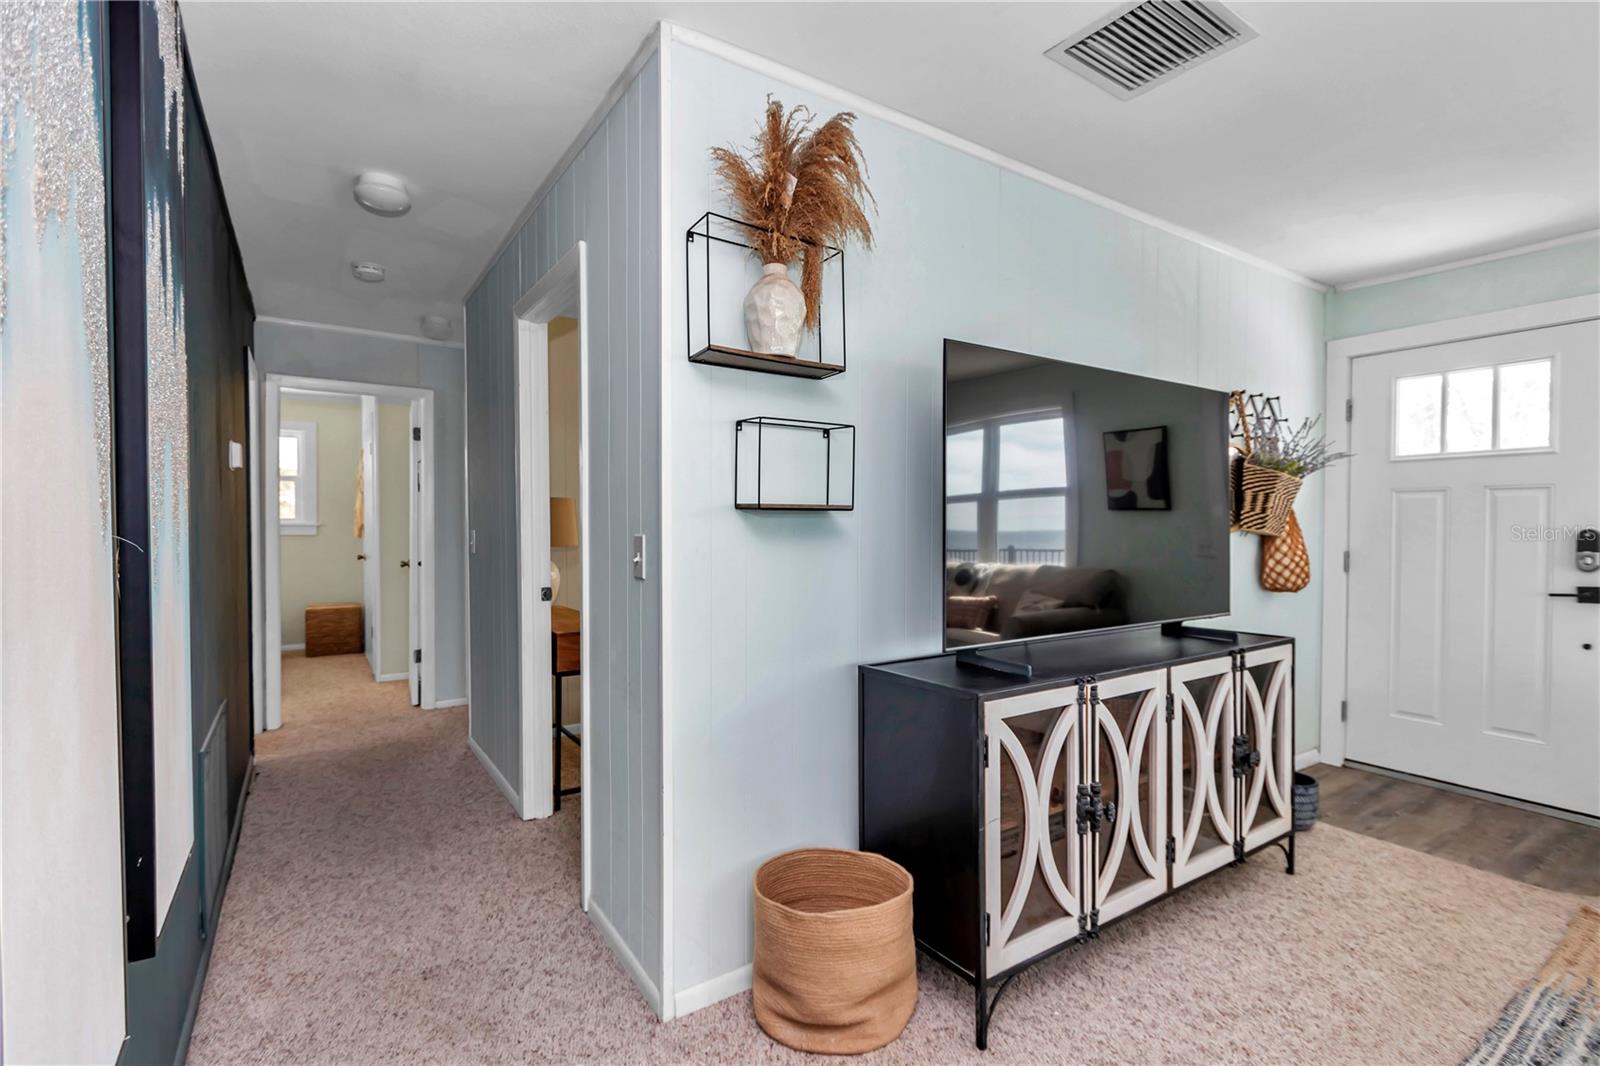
[943,339,1230,650]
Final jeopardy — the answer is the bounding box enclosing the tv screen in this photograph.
[943,339,1230,649]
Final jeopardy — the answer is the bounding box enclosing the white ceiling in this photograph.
[182,2,1600,341]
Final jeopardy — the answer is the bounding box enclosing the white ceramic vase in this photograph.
[743,262,805,356]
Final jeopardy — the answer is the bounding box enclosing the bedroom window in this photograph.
[946,413,1073,565]
[279,421,318,534]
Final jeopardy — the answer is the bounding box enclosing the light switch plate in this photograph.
[631,533,647,580]
[228,440,244,470]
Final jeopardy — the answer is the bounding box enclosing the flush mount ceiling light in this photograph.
[420,314,452,341]
[1045,0,1257,100]
[351,261,386,283]
[352,170,411,216]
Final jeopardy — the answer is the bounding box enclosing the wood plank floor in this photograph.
[1306,763,1600,897]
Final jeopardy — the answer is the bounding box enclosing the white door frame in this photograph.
[260,373,438,730]
[511,240,592,910]
[248,349,266,733]
[1319,293,1600,765]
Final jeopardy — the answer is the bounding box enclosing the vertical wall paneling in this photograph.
[663,40,1327,1008]
[464,52,664,1007]
[0,2,128,1059]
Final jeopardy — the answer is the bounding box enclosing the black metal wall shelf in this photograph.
[735,417,855,511]
[687,212,847,379]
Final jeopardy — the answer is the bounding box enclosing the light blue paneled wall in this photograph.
[463,53,664,998]
[1327,235,1600,339]
[664,43,1326,1003]
[254,320,469,703]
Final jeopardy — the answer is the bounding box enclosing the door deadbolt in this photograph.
[1576,528,1599,573]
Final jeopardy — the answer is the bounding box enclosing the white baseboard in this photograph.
[590,901,665,1020]
[376,672,408,683]
[281,643,305,652]
[673,963,753,1018]
[1294,748,1322,771]
[433,697,468,709]
[468,735,523,817]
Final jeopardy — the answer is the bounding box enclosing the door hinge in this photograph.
[983,912,991,946]
[981,737,989,769]
[541,586,553,602]
[1340,699,1348,722]
[1165,836,1176,864]
[1345,398,1353,422]
[412,427,421,441]
[1343,549,1350,573]
[414,649,422,664]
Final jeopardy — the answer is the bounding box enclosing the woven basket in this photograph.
[1236,462,1302,537]
[1260,510,1311,592]
[753,849,916,1054]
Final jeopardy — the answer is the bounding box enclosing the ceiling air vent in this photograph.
[1046,0,1258,100]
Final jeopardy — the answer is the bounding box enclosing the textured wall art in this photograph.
[141,0,196,935]
[0,1,129,1059]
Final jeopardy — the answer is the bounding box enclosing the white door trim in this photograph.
[259,374,438,731]
[511,240,592,911]
[1319,293,1600,765]
[360,395,383,683]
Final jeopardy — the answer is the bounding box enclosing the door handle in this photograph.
[400,560,410,568]
[356,553,367,561]
[1548,586,1599,603]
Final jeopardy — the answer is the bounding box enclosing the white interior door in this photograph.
[1346,320,1599,815]
[360,396,381,680]
[983,686,1083,974]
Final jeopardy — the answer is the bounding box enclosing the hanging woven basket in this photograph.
[1229,391,1303,537]
[1260,510,1311,592]
[752,848,916,1054]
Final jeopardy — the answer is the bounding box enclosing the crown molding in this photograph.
[1334,229,1600,293]
[256,315,465,351]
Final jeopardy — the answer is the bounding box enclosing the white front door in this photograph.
[1346,319,1599,816]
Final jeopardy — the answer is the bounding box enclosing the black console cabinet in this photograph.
[859,628,1295,1049]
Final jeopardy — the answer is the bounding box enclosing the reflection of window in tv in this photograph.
[945,403,1077,568]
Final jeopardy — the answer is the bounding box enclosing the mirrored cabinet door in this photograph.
[1239,646,1293,849]
[983,687,1083,974]
[1089,669,1168,926]
[1170,657,1236,887]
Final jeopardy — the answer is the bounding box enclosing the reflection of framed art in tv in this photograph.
[1103,425,1171,511]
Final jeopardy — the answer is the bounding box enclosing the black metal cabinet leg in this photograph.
[1287,830,1295,875]
[974,979,988,1051]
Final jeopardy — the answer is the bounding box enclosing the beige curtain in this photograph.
[353,451,365,538]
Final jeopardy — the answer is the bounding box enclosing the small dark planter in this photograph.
[1292,771,1319,831]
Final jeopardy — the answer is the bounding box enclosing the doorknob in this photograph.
[1548,586,1599,603]
[356,553,367,561]
[400,560,410,568]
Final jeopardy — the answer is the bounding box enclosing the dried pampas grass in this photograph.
[711,98,875,330]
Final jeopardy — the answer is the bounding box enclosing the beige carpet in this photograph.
[190,653,1591,1064]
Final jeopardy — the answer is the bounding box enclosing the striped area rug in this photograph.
[1465,905,1600,1065]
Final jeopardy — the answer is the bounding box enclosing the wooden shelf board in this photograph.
[735,502,853,512]
[690,344,844,379]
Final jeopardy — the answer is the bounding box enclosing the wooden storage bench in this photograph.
[305,602,363,657]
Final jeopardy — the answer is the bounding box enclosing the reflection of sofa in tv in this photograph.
[945,562,1125,645]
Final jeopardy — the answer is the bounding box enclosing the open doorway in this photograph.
[257,374,437,733]
[511,242,592,907]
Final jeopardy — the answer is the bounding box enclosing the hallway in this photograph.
[188,654,658,1061]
